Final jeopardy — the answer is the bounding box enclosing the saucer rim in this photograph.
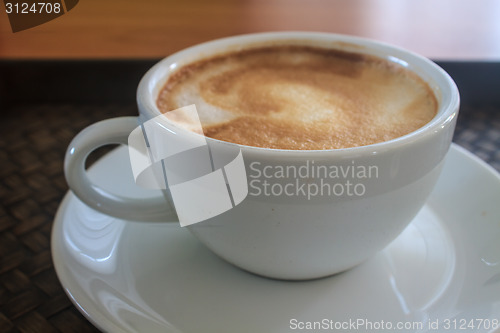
[50,143,500,333]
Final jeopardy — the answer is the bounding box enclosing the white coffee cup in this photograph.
[64,32,459,280]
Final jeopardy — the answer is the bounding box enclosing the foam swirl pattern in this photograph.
[157,45,437,150]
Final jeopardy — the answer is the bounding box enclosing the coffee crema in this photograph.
[157,45,438,150]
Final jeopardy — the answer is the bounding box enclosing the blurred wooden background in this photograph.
[1,0,500,60]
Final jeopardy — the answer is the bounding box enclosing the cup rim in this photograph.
[137,31,460,155]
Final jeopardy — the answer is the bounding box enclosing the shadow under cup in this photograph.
[70,32,460,281]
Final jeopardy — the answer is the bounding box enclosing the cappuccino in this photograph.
[157,45,437,150]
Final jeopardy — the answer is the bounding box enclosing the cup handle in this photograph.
[64,116,178,222]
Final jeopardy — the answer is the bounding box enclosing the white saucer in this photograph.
[52,144,500,333]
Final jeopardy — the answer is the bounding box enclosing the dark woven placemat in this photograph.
[0,102,498,333]
[0,104,136,333]
[454,105,500,171]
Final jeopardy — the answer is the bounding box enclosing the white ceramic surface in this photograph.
[52,144,500,333]
[65,32,459,279]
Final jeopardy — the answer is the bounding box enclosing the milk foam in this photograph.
[157,45,437,150]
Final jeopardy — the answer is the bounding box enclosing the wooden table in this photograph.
[1,0,500,60]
